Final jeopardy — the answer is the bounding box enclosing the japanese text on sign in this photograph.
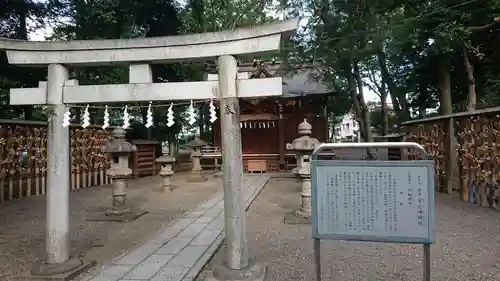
[312,163,433,243]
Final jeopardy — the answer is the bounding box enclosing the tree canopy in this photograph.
[1,0,500,140]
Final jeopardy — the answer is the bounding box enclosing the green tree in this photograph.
[0,0,50,120]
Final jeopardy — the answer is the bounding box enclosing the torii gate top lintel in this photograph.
[0,18,300,66]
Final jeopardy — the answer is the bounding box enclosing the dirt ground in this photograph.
[198,177,500,281]
[0,171,221,281]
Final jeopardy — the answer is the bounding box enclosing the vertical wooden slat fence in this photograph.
[0,119,112,203]
[402,107,500,209]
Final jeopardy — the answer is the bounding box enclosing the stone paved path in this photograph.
[83,174,269,281]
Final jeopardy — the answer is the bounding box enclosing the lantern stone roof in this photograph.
[186,136,208,148]
[102,127,137,153]
[298,118,312,135]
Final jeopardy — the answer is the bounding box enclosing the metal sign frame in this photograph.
[311,142,434,281]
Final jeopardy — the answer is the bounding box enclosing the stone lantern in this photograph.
[94,128,145,221]
[186,136,208,182]
[157,141,176,192]
[287,119,320,175]
[284,118,321,224]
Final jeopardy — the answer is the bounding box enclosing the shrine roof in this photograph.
[281,69,332,97]
[205,60,334,98]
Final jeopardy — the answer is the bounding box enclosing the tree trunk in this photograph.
[351,63,377,159]
[198,103,205,137]
[464,47,476,112]
[353,63,374,142]
[18,1,33,120]
[380,92,389,135]
[418,107,427,118]
[346,65,364,137]
[377,49,409,121]
[438,58,458,194]
[438,61,453,115]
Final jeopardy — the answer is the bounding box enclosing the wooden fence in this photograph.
[0,119,112,203]
[402,107,500,209]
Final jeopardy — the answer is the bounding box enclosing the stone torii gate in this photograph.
[0,19,298,281]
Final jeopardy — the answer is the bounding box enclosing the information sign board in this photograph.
[311,160,435,244]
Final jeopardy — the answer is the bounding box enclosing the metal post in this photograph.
[423,244,431,281]
[314,238,321,281]
[46,64,71,264]
[217,55,248,270]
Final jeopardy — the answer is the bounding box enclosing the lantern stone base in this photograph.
[206,258,268,281]
[87,210,148,222]
[160,184,174,193]
[19,257,96,281]
[283,210,311,225]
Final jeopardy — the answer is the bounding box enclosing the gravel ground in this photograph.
[0,172,220,281]
[199,177,500,281]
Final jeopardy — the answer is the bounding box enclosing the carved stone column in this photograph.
[295,161,312,218]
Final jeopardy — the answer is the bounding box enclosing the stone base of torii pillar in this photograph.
[27,257,96,281]
[207,258,267,281]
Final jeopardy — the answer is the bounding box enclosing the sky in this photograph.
[28,5,382,103]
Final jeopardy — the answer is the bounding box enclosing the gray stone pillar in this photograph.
[218,55,248,270]
[30,64,93,279]
[46,64,70,264]
[209,55,266,281]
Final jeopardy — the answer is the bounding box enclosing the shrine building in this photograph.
[205,60,333,173]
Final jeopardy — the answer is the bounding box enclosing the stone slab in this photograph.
[114,244,160,266]
[17,260,96,281]
[149,266,190,281]
[168,245,208,268]
[86,265,134,281]
[87,211,148,222]
[121,254,174,280]
[156,237,194,255]
[177,223,208,238]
